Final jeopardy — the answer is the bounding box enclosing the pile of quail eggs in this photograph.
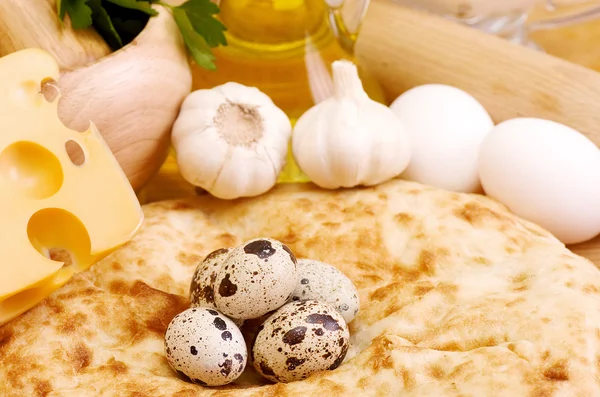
[164,237,360,386]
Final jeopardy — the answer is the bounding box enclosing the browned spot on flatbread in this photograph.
[343,204,376,216]
[297,197,312,210]
[177,252,203,267]
[396,365,417,390]
[111,261,123,271]
[512,273,530,284]
[437,282,459,297]
[99,357,128,375]
[172,391,201,397]
[414,282,435,296]
[447,360,476,380]
[384,303,405,317]
[58,312,88,335]
[474,256,491,265]
[368,353,394,371]
[316,378,346,395]
[512,272,532,292]
[370,282,403,301]
[543,360,569,381]
[426,364,445,379]
[325,201,341,212]
[454,201,507,226]
[506,297,526,308]
[366,335,397,371]
[69,342,93,371]
[583,284,600,294]
[394,212,413,224]
[529,384,556,397]
[418,250,437,276]
[109,281,187,340]
[217,233,237,247]
[109,280,129,295]
[32,378,52,397]
[357,376,370,389]
[437,335,500,352]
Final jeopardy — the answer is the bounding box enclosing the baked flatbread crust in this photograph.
[2,180,600,396]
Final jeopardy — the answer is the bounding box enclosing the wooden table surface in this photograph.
[530,2,600,71]
[145,1,600,266]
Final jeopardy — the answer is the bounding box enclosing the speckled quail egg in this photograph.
[164,307,247,386]
[214,238,298,320]
[291,259,359,323]
[189,248,232,308]
[252,299,350,383]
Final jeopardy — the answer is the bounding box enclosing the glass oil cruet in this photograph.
[191,0,385,183]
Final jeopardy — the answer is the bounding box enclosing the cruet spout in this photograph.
[325,0,371,54]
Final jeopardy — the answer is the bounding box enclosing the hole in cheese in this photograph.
[48,248,74,268]
[27,208,92,272]
[0,141,64,199]
[65,140,85,166]
[40,78,59,103]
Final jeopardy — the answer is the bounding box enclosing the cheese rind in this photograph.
[0,49,144,325]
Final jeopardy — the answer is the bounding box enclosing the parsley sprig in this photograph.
[57,0,227,70]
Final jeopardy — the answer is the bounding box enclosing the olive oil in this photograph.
[190,0,385,183]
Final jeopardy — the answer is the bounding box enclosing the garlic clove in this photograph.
[174,128,230,190]
[212,149,278,200]
[292,60,411,189]
[172,90,226,149]
[171,82,292,200]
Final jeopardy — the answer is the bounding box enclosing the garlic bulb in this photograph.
[292,60,411,189]
[171,82,292,200]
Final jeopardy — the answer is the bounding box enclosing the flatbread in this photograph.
[2,180,600,396]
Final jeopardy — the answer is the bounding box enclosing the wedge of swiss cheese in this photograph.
[0,49,144,326]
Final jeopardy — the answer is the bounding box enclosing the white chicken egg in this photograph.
[164,307,247,386]
[478,117,600,245]
[389,84,494,193]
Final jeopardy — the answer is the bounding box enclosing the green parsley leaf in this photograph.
[56,0,227,71]
[176,0,227,48]
[172,7,216,70]
[57,0,93,29]
[57,0,67,21]
[105,0,158,16]
[87,0,123,49]
[111,15,147,44]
